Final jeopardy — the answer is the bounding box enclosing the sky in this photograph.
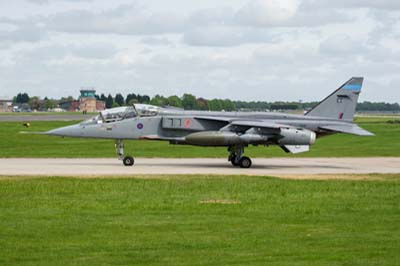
[0,0,399,102]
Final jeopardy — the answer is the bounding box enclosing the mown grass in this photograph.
[0,112,97,116]
[0,175,399,265]
[0,116,399,158]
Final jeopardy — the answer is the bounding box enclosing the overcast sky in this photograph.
[0,0,399,102]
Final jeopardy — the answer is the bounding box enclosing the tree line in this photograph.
[13,92,400,112]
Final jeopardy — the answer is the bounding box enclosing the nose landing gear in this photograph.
[115,139,135,166]
[228,145,252,168]
[123,156,134,166]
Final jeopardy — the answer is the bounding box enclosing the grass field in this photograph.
[0,175,399,265]
[0,112,97,116]
[0,117,399,158]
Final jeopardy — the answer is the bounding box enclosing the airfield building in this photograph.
[59,89,105,112]
[0,99,13,112]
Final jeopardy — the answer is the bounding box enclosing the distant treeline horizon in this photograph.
[13,92,400,112]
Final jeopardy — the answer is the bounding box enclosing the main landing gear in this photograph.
[115,139,134,166]
[228,145,252,168]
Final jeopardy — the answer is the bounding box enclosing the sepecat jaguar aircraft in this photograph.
[44,77,373,168]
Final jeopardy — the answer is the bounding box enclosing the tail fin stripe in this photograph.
[343,84,362,91]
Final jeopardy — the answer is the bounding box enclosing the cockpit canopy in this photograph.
[102,106,137,123]
[81,104,161,125]
[135,104,160,117]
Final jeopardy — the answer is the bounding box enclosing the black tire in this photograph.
[239,156,252,169]
[229,154,240,166]
[231,159,239,166]
[123,156,134,166]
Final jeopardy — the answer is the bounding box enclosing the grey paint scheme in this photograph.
[46,110,371,139]
[45,77,373,166]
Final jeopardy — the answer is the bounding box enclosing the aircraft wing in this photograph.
[196,116,373,136]
[195,116,292,130]
[229,120,290,129]
[194,116,233,122]
[227,120,313,154]
[319,124,374,136]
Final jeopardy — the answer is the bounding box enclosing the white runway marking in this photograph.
[0,158,399,177]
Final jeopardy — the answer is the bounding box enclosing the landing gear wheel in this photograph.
[123,156,134,166]
[239,156,252,169]
[228,154,239,166]
[231,159,239,167]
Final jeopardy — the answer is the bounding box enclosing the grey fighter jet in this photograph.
[45,77,373,168]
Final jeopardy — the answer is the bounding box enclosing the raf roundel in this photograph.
[137,123,144,130]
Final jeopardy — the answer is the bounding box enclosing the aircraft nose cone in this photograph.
[46,124,83,137]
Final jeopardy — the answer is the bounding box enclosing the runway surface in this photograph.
[0,158,399,177]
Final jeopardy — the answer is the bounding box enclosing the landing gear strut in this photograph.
[228,145,252,168]
[115,139,134,166]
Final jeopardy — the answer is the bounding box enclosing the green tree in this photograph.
[209,99,223,111]
[44,99,56,110]
[126,93,137,105]
[21,93,30,103]
[61,96,75,102]
[115,94,125,106]
[137,94,150,104]
[28,96,41,110]
[100,94,107,102]
[16,93,30,103]
[106,94,114,109]
[182,94,197,110]
[196,98,209,110]
[150,95,168,106]
[221,99,236,111]
[167,95,182,107]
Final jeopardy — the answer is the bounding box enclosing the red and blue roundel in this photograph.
[137,123,144,130]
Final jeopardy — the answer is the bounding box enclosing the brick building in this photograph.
[59,89,105,112]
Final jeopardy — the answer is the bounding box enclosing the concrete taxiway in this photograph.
[0,158,399,177]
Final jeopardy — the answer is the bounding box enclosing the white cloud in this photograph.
[0,0,399,102]
[183,26,273,47]
[303,0,400,10]
[14,43,118,64]
[46,4,185,35]
[140,36,173,46]
[236,0,301,27]
[0,22,45,43]
[319,34,366,55]
[188,7,236,26]
[27,0,92,4]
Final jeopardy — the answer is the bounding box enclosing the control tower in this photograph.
[80,89,97,113]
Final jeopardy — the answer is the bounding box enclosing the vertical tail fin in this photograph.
[305,77,363,121]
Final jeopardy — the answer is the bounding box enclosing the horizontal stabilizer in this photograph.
[281,145,310,154]
[320,124,374,136]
